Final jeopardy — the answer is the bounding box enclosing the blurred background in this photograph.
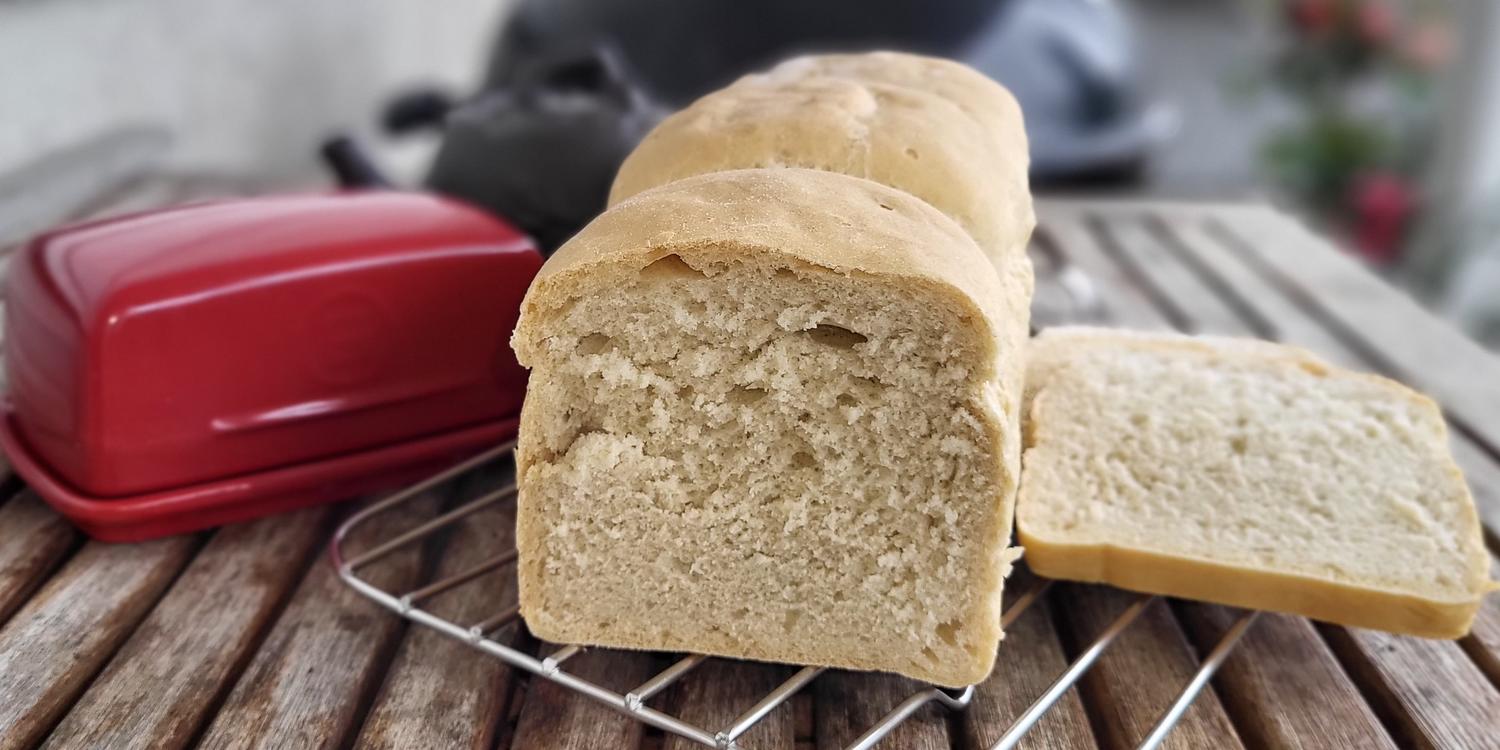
[3,0,1498,347]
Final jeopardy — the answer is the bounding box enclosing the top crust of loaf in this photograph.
[517,168,1023,369]
[1019,327,1496,637]
[607,51,1033,262]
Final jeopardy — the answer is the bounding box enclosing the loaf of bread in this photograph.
[609,51,1033,267]
[511,168,1031,686]
[1018,327,1496,637]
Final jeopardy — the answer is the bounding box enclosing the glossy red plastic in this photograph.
[2,191,542,541]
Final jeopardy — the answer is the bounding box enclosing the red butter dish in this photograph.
[2,191,542,541]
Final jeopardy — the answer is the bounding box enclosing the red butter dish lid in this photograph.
[2,191,542,541]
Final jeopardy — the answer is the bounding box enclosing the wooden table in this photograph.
[1,170,1498,749]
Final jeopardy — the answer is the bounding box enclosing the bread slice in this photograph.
[1018,327,1496,637]
[511,168,1032,686]
[608,51,1033,267]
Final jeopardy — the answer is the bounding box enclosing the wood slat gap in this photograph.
[0,472,28,512]
[489,627,542,750]
[338,618,416,750]
[173,508,348,750]
[0,498,85,632]
[1143,216,1279,339]
[1136,210,1500,745]
[1043,584,1137,750]
[944,700,970,750]
[1081,215,1196,333]
[3,532,208,750]
[337,488,470,750]
[60,530,212,678]
[0,533,85,631]
[1457,635,1500,693]
[1312,624,1431,750]
[1039,206,1406,749]
[353,467,530,750]
[1200,218,1500,480]
[1163,600,1262,750]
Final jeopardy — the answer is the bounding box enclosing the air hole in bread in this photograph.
[936,620,960,647]
[577,333,613,355]
[904,147,920,160]
[560,427,605,458]
[728,386,769,405]
[783,609,801,631]
[920,646,939,665]
[836,393,859,408]
[877,202,895,211]
[1230,436,1248,455]
[805,324,868,348]
[791,451,817,470]
[641,253,706,280]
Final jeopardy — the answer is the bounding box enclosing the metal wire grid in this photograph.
[331,440,1260,750]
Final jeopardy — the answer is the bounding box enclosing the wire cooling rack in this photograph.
[331,440,1259,750]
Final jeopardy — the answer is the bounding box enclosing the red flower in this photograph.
[1349,171,1414,263]
[1287,0,1338,36]
[1354,0,1397,46]
[1404,24,1452,70]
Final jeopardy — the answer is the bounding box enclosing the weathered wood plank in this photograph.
[39,507,332,750]
[959,569,1096,749]
[1459,557,1500,689]
[1161,213,1500,537]
[0,534,199,750]
[510,649,659,750]
[1033,214,1175,332]
[1109,207,1500,747]
[354,478,522,750]
[1036,206,1264,750]
[0,492,78,627]
[662,660,797,750]
[1154,211,1500,663]
[1320,624,1500,750]
[1055,586,1245,750]
[815,671,950,750]
[1091,213,1248,335]
[1201,204,1500,454]
[195,494,439,750]
[1174,605,1396,749]
[794,692,814,748]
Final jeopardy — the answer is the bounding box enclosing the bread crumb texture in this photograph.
[512,169,1030,686]
[1019,327,1495,637]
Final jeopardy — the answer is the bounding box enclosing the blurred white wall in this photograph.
[0,0,513,181]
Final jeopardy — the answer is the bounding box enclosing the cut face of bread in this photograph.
[512,169,1031,686]
[609,51,1033,267]
[1019,327,1495,637]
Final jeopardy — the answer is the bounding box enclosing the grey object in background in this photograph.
[413,47,666,251]
[965,0,1175,185]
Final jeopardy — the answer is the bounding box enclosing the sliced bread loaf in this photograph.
[1018,327,1496,637]
[511,168,1031,686]
[608,51,1033,267]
